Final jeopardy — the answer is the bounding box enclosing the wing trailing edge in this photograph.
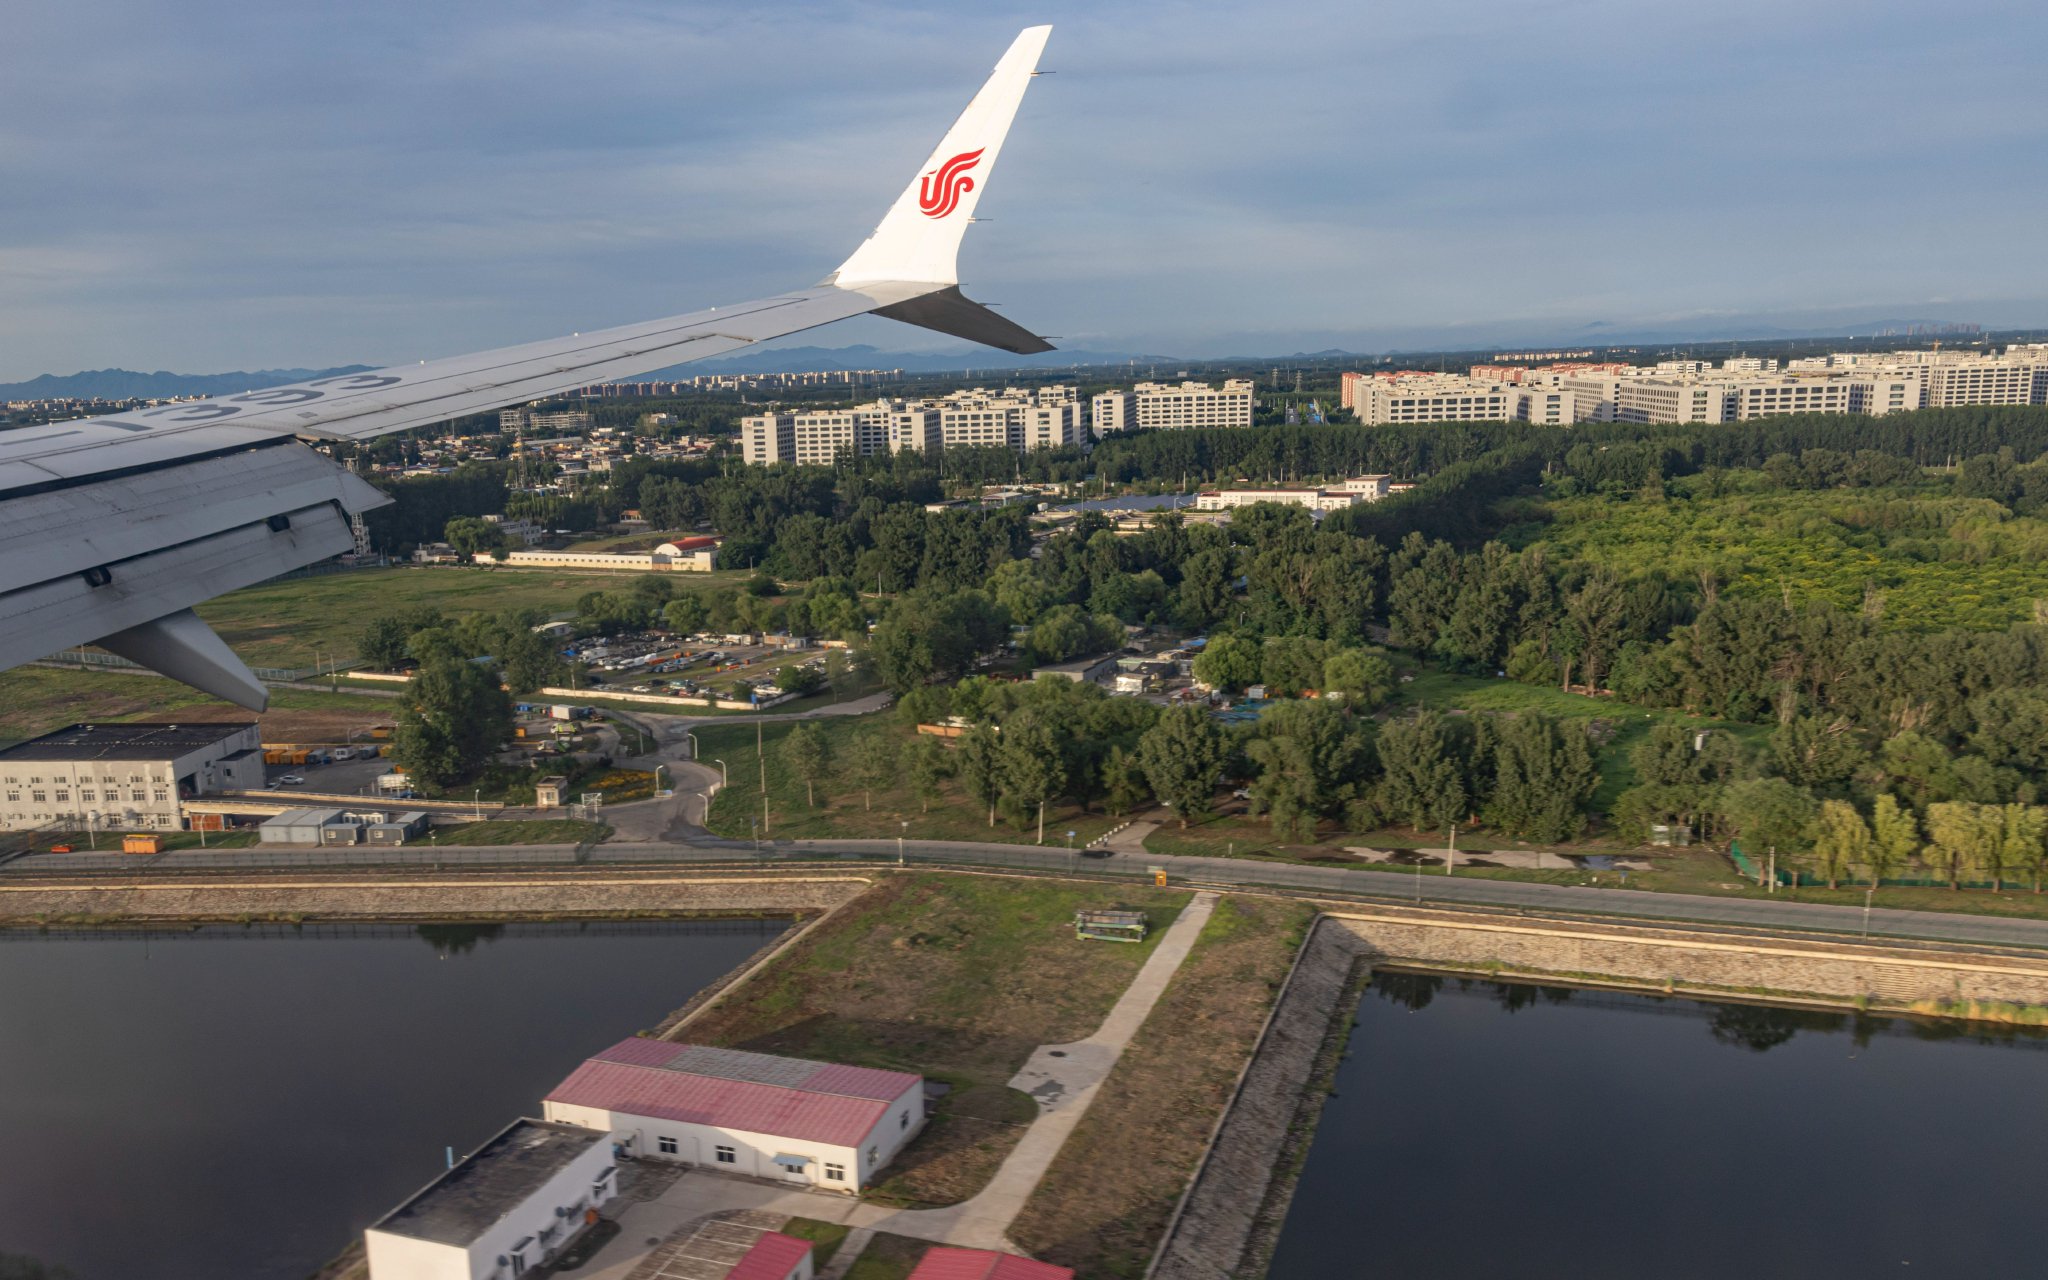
[0,26,1057,707]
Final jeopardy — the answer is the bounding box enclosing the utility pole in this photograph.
[1445,824,1457,875]
[1038,798,1046,845]
[762,791,770,837]
[757,721,766,793]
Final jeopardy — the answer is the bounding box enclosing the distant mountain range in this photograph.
[0,365,374,401]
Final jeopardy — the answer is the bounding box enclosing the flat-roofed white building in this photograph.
[1193,485,1367,513]
[1090,380,1255,434]
[1513,387,1578,425]
[543,1040,926,1193]
[0,720,264,832]
[746,388,1078,461]
[1351,375,1514,426]
[364,1118,616,1280]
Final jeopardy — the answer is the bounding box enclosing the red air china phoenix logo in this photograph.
[918,148,984,218]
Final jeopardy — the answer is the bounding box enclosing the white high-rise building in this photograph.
[742,387,1081,464]
[1090,380,1255,434]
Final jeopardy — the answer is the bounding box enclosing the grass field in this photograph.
[0,667,403,747]
[423,819,608,846]
[190,565,631,669]
[696,712,1123,849]
[1389,669,1769,811]
[1011,894,1316,1278]
[684,874,1190,1208]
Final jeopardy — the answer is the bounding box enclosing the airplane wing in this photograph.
[0,25,1053,710]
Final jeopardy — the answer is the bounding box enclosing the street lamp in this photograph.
[899,820,909,867]
[713,758,729,787]
[653,764,669,797]
[751,816,761,854]
[684,731,699,760]
[472,788,482,820]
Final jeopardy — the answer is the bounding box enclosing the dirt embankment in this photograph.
[1010,895,1316,1278]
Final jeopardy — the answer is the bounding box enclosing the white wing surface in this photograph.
[0,27,1054,710]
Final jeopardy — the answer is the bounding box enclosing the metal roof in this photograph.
[725,1232,814,1280]
[545,1039,920,1149]
[371,1118,607,1247]
[906,1247,1073,1280]
[0,720,255,762]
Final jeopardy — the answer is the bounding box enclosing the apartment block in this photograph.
[1090,380,1255,434]
[743,387,1081,464]
[1351,374,1514,425]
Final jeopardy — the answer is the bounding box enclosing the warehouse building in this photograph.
[0,721,264,832]
[542,1040,925,1193]
[364,1118,616,1280]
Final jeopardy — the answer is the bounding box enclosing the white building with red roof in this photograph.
[905,1246,1073,1280]
[541,1039,925,1193]
[724,1231,815,1280]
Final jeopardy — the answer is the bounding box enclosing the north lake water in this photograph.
[1267,972,2048,1279]
[0,920,783,1280]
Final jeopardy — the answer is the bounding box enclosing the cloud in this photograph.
[1,0,2044,377]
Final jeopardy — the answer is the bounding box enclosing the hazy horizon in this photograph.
[5,0,2045,382]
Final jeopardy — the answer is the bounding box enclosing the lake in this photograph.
[0,919,782,1280]
[1268,971,2048,1279]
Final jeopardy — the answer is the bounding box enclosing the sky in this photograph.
[4,0,2047,379]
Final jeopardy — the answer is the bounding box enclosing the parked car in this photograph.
[278,774,306,785]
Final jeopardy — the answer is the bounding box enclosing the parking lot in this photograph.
[264,756,397,796]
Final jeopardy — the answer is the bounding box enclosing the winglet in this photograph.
[829,25,1052,289]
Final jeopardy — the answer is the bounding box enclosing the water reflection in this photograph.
[415,922,505,954]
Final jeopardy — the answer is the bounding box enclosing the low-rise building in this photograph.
[542,1040,926,1193]
[0,721,264,832]
[1191,480,1388,513]
[363,1118,616,1280]
[905,1247,1073,1280]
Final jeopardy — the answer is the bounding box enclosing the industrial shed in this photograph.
[542,1040,925,1193]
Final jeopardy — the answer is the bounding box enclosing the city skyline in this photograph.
[5,0,2047,380]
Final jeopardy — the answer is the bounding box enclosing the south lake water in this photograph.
[1269,972,2048,1279]
[0,920,782,1280]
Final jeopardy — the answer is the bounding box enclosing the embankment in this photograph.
[0,869,871,925]
[1153,901,2048,1280]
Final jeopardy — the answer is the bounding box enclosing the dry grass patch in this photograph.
[685,873,1191,1207]
[1011,893,1317,1278]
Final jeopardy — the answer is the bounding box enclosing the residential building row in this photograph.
[1192,473,1394,512]
[742,385,1086,465]
[1338,344,2048,428]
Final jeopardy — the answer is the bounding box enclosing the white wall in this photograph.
[365,1137,615,1280]
[543,1102,879,1192]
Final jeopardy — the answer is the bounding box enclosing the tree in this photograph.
[779,723,830,807]
[1717,778,1819,872]
[958,723,1005,827]
[391,658,512,791]
[1375,711,1467,831]
[777,663,825,697]
[1869,794,1920,887]
[663,594,710,636]
[2001,804,2048,892]
[1099,745,1149,818]
[998,714,1067,839]
[903,735,952,814]
[1484,713,1600,842]
[1809,799,1870,890]
[1192,635,1261,693]
[1322,648,1394,709]
[1924,802,1996,892]
[1137,706,1228,828]
[843,725,897,810]
[1243,700,1372,843]
[443,515,507,559]
[358,614,417,671]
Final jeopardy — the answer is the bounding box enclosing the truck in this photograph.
[550,704,593,722]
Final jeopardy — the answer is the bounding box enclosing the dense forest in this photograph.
[363,404,2048,880]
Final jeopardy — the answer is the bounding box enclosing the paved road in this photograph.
[16,824,2048,952]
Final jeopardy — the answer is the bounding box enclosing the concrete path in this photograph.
[856,891,1220,1250]
[1104,820,1157,853]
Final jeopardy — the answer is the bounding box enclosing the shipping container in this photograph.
[121,834,163,855]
